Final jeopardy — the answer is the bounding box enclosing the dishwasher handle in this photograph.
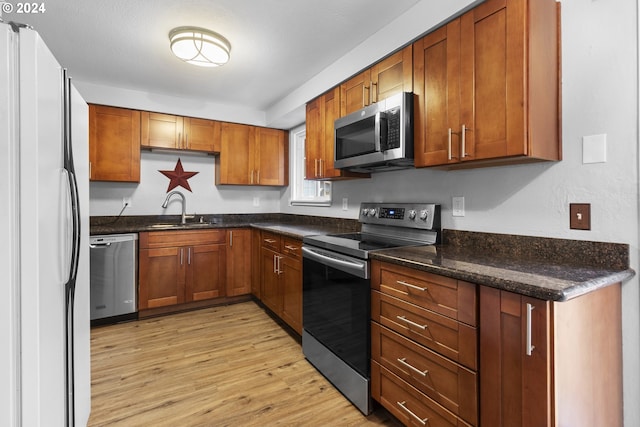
[89,242,112,248]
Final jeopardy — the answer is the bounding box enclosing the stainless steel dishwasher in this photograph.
[89,233,138,324]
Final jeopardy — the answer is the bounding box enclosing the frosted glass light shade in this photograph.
[169,26,231,67]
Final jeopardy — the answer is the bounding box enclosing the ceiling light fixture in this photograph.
[169,26,231,67]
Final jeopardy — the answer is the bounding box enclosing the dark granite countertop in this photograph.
[250,223,349,240]
[91,216,634,302]
[370,230,635,302]
[90,214,359,238]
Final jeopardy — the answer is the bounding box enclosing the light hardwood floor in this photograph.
[88,301,401,426]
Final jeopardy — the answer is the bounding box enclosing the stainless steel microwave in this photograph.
[334,92,413,172]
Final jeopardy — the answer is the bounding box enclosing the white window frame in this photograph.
[289,125,332,206]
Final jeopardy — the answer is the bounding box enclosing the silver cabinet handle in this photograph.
[264,238,277,244]
[397,358,428,377]
[372,81,378,103]
[397,280,428,292]
[284,245,298,251]
[447,128,452,160]
[273,254,277,274]
[397,401,428,425]
[318,158,323,177]
[461,124,472,158]
[229,231,233,247]
[188,247,191,265]
[250,170,254,184]
[396,315,428,330]
[180,248,184,265]
[526,303,535,356]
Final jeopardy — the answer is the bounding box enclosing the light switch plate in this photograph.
[582,134,607,164]
[570,203,591,230]
[452,196,465,217]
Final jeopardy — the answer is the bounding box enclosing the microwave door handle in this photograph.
[374,111,382,152]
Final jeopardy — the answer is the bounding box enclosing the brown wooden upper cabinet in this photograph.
[413,0,561,168]
[305,87,369,180]
[340,45,413,116]
[89,104,141,182]
[215,122,288,186]
[141,111,221,153]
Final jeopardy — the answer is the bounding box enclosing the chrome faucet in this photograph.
[161,190,194,224]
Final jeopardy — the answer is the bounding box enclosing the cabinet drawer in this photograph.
[281,237,301,259]
[261,231,281,251]
[372,361,473,427]
[140,230,226,249]
[372,322,477,425]
[372,260,477,326]
[372,290,477,370]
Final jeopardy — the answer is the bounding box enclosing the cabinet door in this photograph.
[141,112,184,149]
[184,117,221,152]
[370,45,413,103]
[340,69,371,116]
[216,122,253,184]
[413,22,462,167]
[88,105,141,182]
[251,229,262,298]
[319,87,343,179]
[226,229,252,297]
[459,0,524,161]
[304,96,323,179]
[139,247,185,309]
[280,254,302,335]
[479,286,551,427]
[186,244,225,302]
[260,248,280,314]
[255,127,288,186]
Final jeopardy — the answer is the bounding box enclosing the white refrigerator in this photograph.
[0,22,91,426]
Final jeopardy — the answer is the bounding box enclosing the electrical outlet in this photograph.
[253,197,260,207]
[570,203,591,230]
[122,197,132,208]
[452,196,465,217]
[342,198,348,211]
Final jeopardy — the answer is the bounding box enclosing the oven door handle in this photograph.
[302,246,368,279]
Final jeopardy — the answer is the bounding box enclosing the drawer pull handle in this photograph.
[397,401,428,425]
[397,358,428,377]
[396,315,428,330]
[284,245,298,251]
[397,280,428,292]
[264,239,277,244]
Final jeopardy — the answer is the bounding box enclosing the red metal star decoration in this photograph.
[159,158,199,192]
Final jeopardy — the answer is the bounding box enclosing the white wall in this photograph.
[282,0,640,425]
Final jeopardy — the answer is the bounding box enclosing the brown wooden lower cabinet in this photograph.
[139,230,226,313]
[372,260,623,427]
[225,228,252,297]
[371,260,477,426]
[258,231,302,334]
[479,284,623,427]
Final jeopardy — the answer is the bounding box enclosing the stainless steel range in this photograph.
[301,203,441,414]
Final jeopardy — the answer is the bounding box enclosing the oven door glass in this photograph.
[302,256,370,377]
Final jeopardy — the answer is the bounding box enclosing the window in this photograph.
[290,126,332,206]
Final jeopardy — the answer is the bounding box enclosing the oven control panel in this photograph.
[359,203,440,230]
